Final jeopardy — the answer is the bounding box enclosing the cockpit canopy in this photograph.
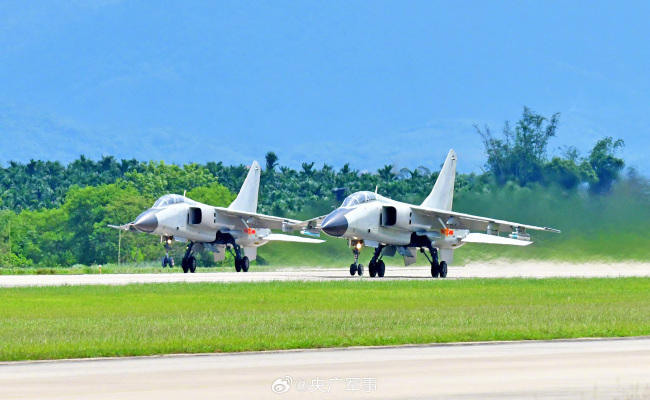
[341,191,377,208]
[152,194,196,209]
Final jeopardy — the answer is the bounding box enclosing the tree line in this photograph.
[0,107,630,268]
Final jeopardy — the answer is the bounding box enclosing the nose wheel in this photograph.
[162,238,174,269]
[350,263,364,276]
[348,244,364,276]
[162,256,174,268]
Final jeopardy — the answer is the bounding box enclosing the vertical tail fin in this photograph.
[421,150,457,211]
[228,161,261,213]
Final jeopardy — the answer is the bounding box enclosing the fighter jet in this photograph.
[297,150,560,278]
[110,161,323,273]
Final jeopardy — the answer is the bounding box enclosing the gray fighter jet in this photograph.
[297,150,560,278]
[110,161,323,273]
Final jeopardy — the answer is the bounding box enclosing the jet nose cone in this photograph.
[134,209,158,233]
[321,210,348,237]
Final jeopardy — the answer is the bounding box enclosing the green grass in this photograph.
[1,278,649,361]
[0,261,319,275]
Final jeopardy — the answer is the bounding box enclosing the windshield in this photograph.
[152,194,196,208]
[341,191,377,208]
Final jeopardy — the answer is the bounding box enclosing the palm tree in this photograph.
[265,152,279,172]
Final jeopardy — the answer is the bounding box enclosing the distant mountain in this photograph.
[0,103,252,166]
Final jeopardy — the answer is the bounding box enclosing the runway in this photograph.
[0,262,648,287]
[1,337,648,399]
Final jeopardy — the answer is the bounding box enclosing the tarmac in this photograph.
[0,262,648,287]
[1,337,649,399]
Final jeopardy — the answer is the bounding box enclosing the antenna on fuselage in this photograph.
[183,190,186,197]
[375,185,379,194]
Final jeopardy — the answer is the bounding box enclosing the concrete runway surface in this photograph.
[1,338,649,399]
[0,262,648,287]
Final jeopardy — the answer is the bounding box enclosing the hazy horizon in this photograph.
[1,1,647,174]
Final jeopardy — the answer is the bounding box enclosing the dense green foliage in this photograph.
[476,107,626,192]
[0,107,641,268]
[1,278,648,361]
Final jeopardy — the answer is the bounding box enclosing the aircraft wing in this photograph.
[462,233,533,246]
[262,233,325,244]
[285,215,328,231]
[410,206,561,234]
[214,207,303,231]
[108,223,139,232]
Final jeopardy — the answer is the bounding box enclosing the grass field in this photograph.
[0,263,255,275]
[0,278,649,361]
[0,260,313,275]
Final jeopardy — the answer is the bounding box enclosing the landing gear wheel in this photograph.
[182,259,189,274]
[350,264,358,276]
[235,259,242,272]
[377,260,386,277]
[168,257,174,268]
[162,257,169,268]
[431,262,440,278]
[369,262,377,277]
[357,264,364,276]
[241,256,250,272]
[439,261,448,278]
[188,256,197,273]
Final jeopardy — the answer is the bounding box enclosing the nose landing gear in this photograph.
[349,242,364,276]
[162,237,174,268]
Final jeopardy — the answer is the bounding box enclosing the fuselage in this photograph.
[133,194,270,248]
[321,191,468,250]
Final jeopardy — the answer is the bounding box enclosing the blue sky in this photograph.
[0,0,648,174]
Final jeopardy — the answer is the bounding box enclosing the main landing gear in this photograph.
[226,243,249,273]
[420,245,447,278]
[181,242,197,273]
[368,245,386,278]
[213,232,249,273]
[349,244,364,276]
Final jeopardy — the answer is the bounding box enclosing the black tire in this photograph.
[168,257,174,268]
[431,262,440,278]
[357,264,364,276]
[181,259,189,273]
[189,256,197,273]
[369,262,377,277]
[439,261,448,278]
[242,256,250,272]
[349,263,358,276]
[162,257,168,268]
[235,259,242,272]
[377,260,386,278]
